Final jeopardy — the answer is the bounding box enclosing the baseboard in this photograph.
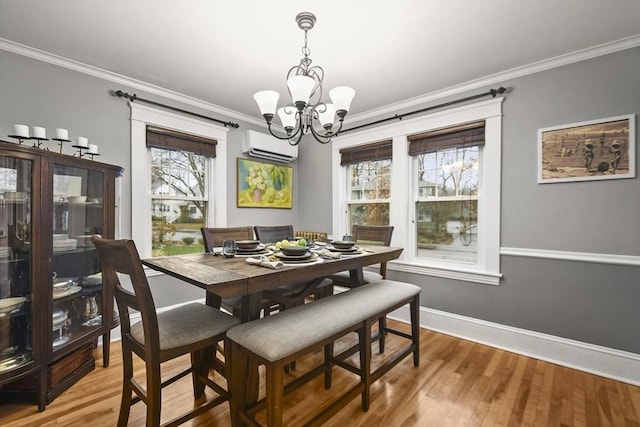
[105,298,639,386]
[388,305,640,386]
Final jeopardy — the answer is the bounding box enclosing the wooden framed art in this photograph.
[237,158,293,208]
[538,114,635,183]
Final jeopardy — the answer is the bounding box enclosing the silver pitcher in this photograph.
[73,296,99,320]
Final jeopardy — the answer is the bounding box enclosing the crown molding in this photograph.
[0,38,265,128]
[2,35,638,128]
[347,35,640,124]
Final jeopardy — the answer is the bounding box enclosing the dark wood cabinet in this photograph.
[0,140,123,410]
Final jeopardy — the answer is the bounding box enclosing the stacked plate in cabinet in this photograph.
[52,234,77,252]
[0,246,10,259]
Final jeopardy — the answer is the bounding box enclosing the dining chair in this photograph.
[200,226,279,317]
[330,224,395,288]
[91,235,240,427]
[253,225,294,244]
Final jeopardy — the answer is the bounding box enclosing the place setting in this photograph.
[323,239,365,256]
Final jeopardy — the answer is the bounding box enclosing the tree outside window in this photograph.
[150,148,206,256]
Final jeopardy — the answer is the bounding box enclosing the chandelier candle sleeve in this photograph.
[77,136,89,148]
[55,128,69,140]
[32,126,46,139]
[13,124,29,138]
[87,144,98,154]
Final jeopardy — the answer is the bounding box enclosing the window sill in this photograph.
[388,260,502,286]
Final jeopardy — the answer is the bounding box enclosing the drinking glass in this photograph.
[222,239,236,258]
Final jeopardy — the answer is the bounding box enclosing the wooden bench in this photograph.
[226,280,421,426]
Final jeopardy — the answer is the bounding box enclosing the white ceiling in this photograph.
[1,0,639,123]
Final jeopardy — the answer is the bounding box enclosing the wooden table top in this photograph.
[142,245,403,299]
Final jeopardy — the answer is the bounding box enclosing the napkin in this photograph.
[314,249,342,259]
[246,257,284,269]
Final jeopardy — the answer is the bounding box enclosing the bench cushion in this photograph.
[227,280,420,362]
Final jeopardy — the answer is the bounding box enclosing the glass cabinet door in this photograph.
[0,156,34,373]
[51,165,104,352]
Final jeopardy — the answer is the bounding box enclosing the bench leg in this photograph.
[359,321,372,412]
[378,315,387,353]
[324,342,334,389]
[266,361,285,427]
[411,295,420,367]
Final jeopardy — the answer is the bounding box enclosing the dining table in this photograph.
[141,244,403,322]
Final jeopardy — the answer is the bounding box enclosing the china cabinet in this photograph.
[0,140,123,410]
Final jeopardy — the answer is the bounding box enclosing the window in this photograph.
[130,103,229,259]
[340,140,392,230]
[410,122,483,264]
[332,98,503,285]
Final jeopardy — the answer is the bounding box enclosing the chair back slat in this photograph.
[352,225,394,279]
[200,226,254,252]
[91,236,160,350]
[352,225,394,246]
[253,225,294,244]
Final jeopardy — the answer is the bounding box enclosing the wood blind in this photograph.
[408,121,485,156]
[146,126,217,157]
[339,140,393,166]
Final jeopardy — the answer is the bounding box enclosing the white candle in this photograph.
[55,128,68,140]
[77,136,89,147]
[13,124,29,138]
[32,126,46,139]
[88,144,98,154]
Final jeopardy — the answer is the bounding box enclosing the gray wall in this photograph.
[1,47,638,354]
[304,47,639,354]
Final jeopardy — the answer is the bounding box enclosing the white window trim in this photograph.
[129,102,229,258]
[332,97,504,285]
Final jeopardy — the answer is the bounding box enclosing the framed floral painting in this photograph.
[237,158,293,208]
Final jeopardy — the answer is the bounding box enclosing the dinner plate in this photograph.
[234,249,273,257]
[326,245,360,253]
[281,256,324,266]
[274,251,312,261]
[53,285,82,299]
[235,243,266,253]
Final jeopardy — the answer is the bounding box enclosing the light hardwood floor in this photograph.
[1,320,639,426]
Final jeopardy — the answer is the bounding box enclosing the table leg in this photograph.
[349,267,365,287]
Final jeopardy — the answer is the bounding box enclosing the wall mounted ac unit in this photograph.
[241,130,298,163]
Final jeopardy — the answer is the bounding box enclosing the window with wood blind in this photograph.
[332,97,503,284]
[409,121,483,263]
[339,140,392,230]
[129,102,229,260]
[147,126,216,257]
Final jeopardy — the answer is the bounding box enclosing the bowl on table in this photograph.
[236,240,260,250]
[331,240,356,250]
[279,245,309,256]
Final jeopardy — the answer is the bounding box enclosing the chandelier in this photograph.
[253,12,355,146]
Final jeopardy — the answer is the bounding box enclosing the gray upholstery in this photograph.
[227,280,420,362]
[131,302,240,351]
